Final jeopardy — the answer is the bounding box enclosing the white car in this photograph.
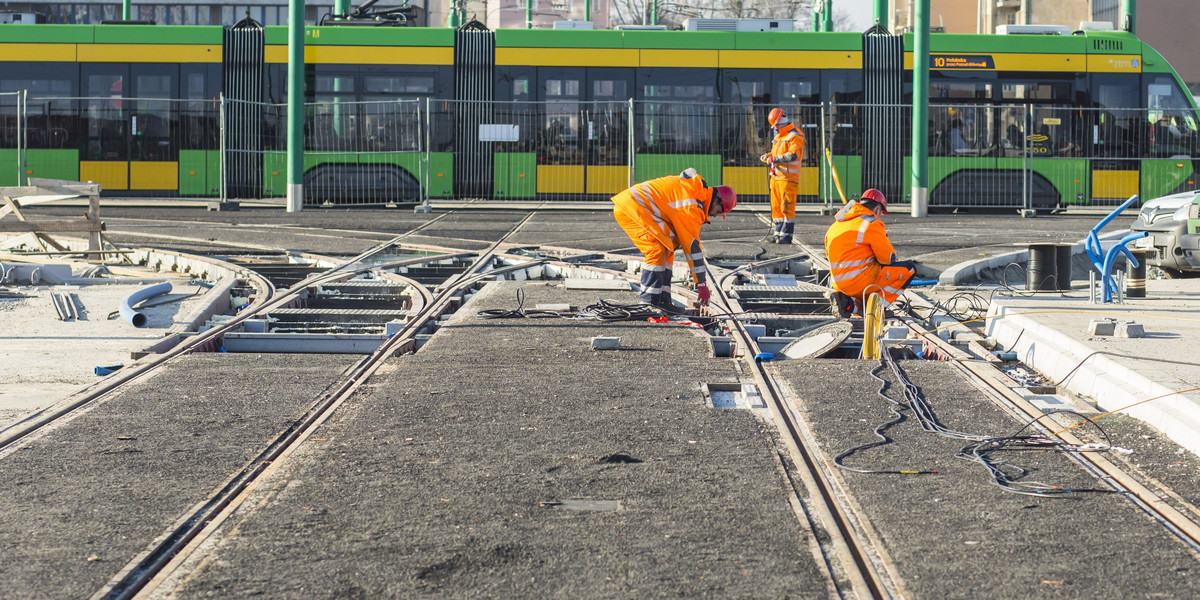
[1130,190,1200,277]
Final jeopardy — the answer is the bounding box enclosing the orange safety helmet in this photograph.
[768,108,787,127]
[714,185,737,219]
[860,188,887,214]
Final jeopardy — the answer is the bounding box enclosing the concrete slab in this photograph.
[985,280,1200,456]
[0,270,210,430]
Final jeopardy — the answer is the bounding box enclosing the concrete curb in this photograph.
[985,304,1200,457]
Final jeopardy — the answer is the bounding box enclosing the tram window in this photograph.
[1091,74,1140,158]
[133,72,176,161]
[637,68,717,154]
[0,64,77,151]
[720,70,769,165]
[538,68,583,165]
[823,69,862,104]
[85,72,127,161]
[1146,74,1197,157]
[586,69,632,165]
[999,81,1071,102]
[931,80,992,100]
[364,75,435,95]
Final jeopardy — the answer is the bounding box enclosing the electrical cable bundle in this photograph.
[836,342,1116,496]
[475,288,570,319]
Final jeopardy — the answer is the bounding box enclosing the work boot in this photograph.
[828,291,855,318]
[760,232,778,243]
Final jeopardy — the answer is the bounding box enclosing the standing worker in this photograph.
[823,189,917,317]
[612,168,737,308]
[760,107,805,244]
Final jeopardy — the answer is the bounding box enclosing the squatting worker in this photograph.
[823,188,916,317]
[611,168,737,308]
[760,107,804,244]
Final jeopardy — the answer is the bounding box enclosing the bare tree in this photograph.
[610,0,814,27]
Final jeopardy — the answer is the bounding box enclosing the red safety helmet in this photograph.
[860,188,887,214]
[768,108,787,127]
[714,185,737,219]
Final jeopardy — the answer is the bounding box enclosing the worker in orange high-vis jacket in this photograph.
[612,168,738,308]
[823,188,916,317]
[760,107,805,244]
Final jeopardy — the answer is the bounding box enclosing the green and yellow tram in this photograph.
[0,21,1193,207]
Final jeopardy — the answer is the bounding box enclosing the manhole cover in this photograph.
[780,320,853,359]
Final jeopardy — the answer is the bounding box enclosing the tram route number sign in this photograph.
[930,55,995,70]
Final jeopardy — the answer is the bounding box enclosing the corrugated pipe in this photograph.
[119,282,172,328]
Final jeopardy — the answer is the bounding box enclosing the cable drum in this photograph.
[1126,249,1147,298]
[1026,243,1059,291]
[1054,243,1074,291]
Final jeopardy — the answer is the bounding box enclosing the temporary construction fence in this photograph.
[1,93,1197,210]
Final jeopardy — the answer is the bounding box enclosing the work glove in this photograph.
[696,283,711,306]
[760,153,772,164]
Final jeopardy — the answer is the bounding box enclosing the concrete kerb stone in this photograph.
[985,302,1200,457]
[937,230,1128,287]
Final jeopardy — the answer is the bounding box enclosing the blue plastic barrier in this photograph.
[1084,195,1147,303]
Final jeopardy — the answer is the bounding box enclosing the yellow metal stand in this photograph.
[861,292,884,360]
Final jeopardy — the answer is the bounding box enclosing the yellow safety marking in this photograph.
[130,161,178,190]
[497,47,639,67]
[536,164,585,194]
[586,165,629,195]
[723,166,769,196]
[80,161,127,191]
[798,166,819,196]
[1092,169,1138,199]
[0,43,76,62]
[78,44,221,63]
[1086,54,1142,73]
[640,49,718,68]
[720,50,860,69]
[265,45,452,64]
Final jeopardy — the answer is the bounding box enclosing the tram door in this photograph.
[536,67,584,197]
[82,64,179,192]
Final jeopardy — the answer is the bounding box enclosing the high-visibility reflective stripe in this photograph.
[644,264,666,272]
[831,265,870,282]
[856,218,873,244]
[691,264,706,273]
[641,284,662,294]
[631,183,668,233]
[668,198,702,209]
[783,218,794,224]
[830,257,873,269]
[881,285,903,294]
[687,251,704,261]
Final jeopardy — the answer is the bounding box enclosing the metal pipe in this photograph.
[910,0,930,217]
[119,282,172,328]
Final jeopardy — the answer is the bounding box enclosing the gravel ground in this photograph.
[169,282,826,599]
[0,353,358,600]
[771,359,1200,599]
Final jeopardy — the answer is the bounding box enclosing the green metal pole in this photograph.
[286,0,305,212]
[584,0,590,22]
[122,0,130,20]
[650,0,657,25]
[910,0,929,217]
[1121,0,1136,33]
[872,0,887,29]
[822,0,833,31]
[334,0,350,16]
[526,0,532,28]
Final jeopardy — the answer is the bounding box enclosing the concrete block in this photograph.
[1087,318,1116,336]
[1019,209,1038,218]
[1115,321,1145,338]
[535,303,571,312]
[413,203,432,213]
[241,319,269,333]
[709,336,734,357]
[742,323,767,340]
[206,201,240,211]
[591,336,621,350]
[385,320,406,336]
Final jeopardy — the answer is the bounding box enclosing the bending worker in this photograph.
[760,107,804,244]
[612,168,737,308]
[823,188,916,317]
